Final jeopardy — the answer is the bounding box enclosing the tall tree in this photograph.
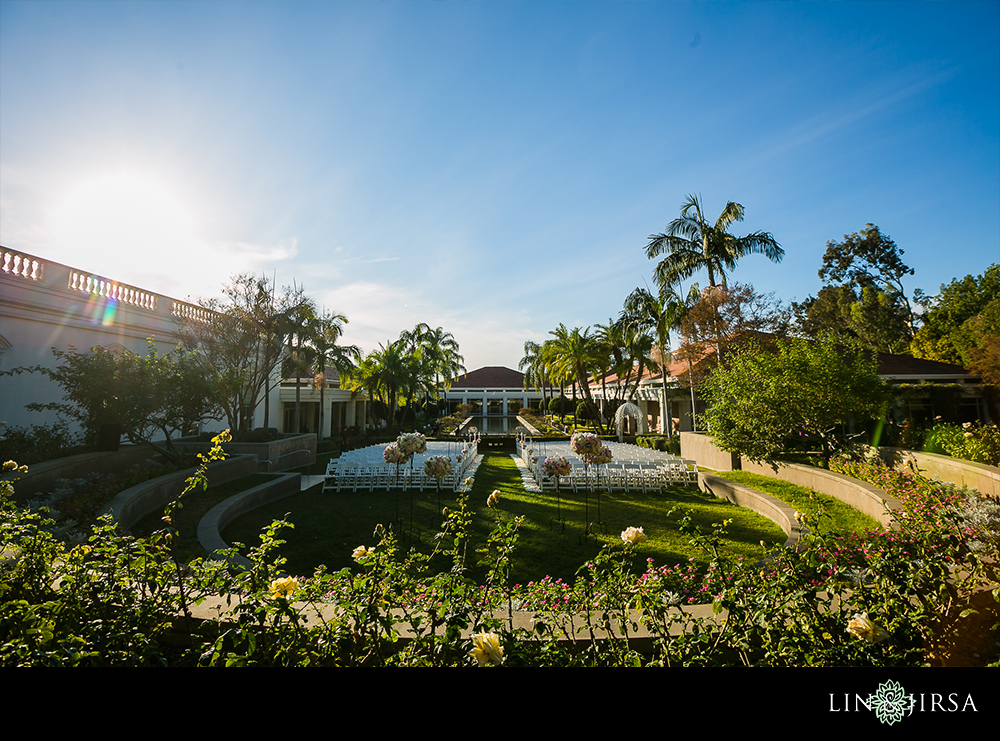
[519,340,550,410]
[815,223,916,341]
[675,282,791,431]
[792,283,911,354]
[309,310,360,444]
[404,324,465,411]
[547,324,605,432]
[645,194,784,290]
[621,283,700,435]
[182,273,300,436]
[346,339,421,436]
[279,291,318,434]
[911,264,1000,366]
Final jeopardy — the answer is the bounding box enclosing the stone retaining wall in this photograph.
[99,454,258,531]
[9,445,158,503]
[196,473,301,567]
[681,432,899,527]
[879,447,1000,503]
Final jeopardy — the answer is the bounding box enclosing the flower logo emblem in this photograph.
[868,680,913,725]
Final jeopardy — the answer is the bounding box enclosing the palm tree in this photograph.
[621,283,700,435]
[347,340,412,437]
[279,293,318,434]
[519,340,550,411]
[547,324,605,432]
[309,310,361,444]
[409,324,465,412]
[396,324,462,425]
[645,194,783,290]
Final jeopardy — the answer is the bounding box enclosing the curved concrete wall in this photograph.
[197,473,301,568]
[698,473,803,547]
[681,432,899,527]
[879,448,1000,503]
[100,454,258,531]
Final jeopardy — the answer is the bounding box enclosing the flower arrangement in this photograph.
[423,455,453,480]
[570,431,603,458]
[397,432,427,456]
[542,456,571,478]
[587,445,613,466]
[383,442,409,465]
[571,431,612,466]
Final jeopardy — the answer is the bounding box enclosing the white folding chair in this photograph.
[322,459,338,492]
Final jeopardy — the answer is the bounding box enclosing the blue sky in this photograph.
[2,0,998,373]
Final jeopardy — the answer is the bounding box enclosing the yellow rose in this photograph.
[469,632,503,666]
[620,526,647,545]
[487,490,500,508]
[268,576,299,600]
[352,545,374,562]
[846,612,888,643]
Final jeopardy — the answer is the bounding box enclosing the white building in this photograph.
[0,247,366,440]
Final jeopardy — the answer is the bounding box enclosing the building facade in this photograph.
[1,247,366,440]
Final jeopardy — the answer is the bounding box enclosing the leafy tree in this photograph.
[701,337,888,462]
[812,223,916,342]
[675,283,791,432]
[12,342,218,462]
[793,283,911,354]
[911,264,1000,366]
[181,273,308,436]
[645,194,783,290]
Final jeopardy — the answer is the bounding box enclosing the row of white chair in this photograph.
[323,455,477,493]
[534,460,697,493]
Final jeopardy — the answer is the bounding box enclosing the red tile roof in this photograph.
[449,366,527,389]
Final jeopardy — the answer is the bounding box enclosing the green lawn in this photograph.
[221,453,787,585]
[711,469,882,534]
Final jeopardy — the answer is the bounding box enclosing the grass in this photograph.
[220,453,787,585]
[711,470,882,534]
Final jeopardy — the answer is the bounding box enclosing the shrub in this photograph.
[922,421,1000,466]
[0,422,83,466]
[636,435,680,454]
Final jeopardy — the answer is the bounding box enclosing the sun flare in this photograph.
[51,171,201,286]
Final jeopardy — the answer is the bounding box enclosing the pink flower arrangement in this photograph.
[542,456,571,478]
[397,432,427,456]
[423,454,452,480]
[383,442,409,465]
